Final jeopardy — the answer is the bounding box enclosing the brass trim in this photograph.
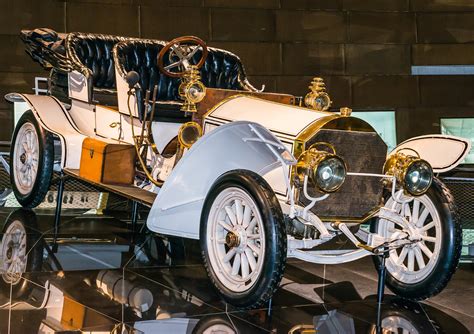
[307,141,337,154]
[295,114,342,143]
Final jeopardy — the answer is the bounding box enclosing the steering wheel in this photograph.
[157,36,208,78]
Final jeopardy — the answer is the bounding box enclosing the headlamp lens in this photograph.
[314,156,346,193]
[404,160,433,196]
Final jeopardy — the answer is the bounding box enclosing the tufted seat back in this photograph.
[66,33,127,89]
[114,39,257,121]
[65,33,130,105]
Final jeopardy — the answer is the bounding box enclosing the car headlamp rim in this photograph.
[312,154,347,193]
[178,121,202,149]
[185,81,206,103]
[402,159,433,196]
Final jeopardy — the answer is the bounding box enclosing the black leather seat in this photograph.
[66,33,128,105]
[114,39,257,122]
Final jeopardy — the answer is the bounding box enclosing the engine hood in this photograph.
[203,95,378,155]
[203,95,330,138]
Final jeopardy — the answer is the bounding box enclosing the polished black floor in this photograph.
[0,207,472,333]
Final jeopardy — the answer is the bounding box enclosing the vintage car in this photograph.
[4,28,470,309]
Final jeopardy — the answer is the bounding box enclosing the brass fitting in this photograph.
[384,149,433,196]
[304,77,332,111]
[340,107,352,117]
[178,65,206,113]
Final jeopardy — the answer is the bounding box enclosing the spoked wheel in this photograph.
[200,170,286,309]
[10,111,54,208]
[372,178,461,300]
[0,209,43,298]
[1,219,28,286]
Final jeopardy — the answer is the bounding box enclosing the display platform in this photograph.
[0,207,471,333]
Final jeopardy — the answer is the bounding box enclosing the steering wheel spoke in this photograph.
[185,45,201,60]
[164,61,183,71]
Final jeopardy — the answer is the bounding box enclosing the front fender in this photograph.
[390,134,471,173]
[146,121,294,239]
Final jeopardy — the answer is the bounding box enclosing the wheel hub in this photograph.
[20,152,26,164]
[225,231,240,248]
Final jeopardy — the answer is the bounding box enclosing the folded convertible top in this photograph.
[20,28,72,71]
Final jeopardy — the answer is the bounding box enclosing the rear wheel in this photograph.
[0,209,43,298]
[10,111,54,208]
[372,178,461,300]
[200,170,287,309]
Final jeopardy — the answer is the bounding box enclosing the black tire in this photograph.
[0,209,43,299]
[192,314,261,334]
[10,110,54,208]
[192,315,236,334]
[371,178,462,300]
[143,234,186,266]
[200,169,287,309]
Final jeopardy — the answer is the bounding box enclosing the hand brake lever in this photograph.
[147,85,159,154]
[139,89,151,146]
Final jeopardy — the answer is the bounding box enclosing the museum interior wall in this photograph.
[0,0,473,149]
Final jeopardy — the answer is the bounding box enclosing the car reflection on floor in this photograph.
[0,208,471,333]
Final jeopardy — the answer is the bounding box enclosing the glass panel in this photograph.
[352,111,397,152]
[441,118,474,163]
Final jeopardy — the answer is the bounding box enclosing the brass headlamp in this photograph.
[296,142,347,193]
[178,65,206,113]
[304,77,332,112]
[178,121,202,149]
[174,121,202,167]
[384,149,433,196]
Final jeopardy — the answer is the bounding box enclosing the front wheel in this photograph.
[10,110,54,208]
[371,178,462,300]
[200,170,287,309]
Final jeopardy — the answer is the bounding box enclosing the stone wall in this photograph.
[1,0,473,146]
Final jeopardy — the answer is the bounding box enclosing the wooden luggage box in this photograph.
[79,138,136,185]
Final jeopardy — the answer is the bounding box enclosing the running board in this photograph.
[63,169,157,207]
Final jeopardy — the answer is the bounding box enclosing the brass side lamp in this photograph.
[178,65,206,113]
[304,77,332,112]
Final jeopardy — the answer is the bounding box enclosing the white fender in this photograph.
[146,121,295,239]
[390,134,471,173]
[7,93,86,169]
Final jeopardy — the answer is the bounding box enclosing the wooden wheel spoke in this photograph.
[419,242,433,258]
[407,249,415,271]
[231,252,241,276]
[225,206,237,226]
[223,248,236,263]
[397,247,409,265]
[414,247,425,269]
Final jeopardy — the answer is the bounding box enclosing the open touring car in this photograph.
[4,28,470,308]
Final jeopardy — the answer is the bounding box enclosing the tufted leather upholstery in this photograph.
[66,33,129,105]
[114,39,257,122]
